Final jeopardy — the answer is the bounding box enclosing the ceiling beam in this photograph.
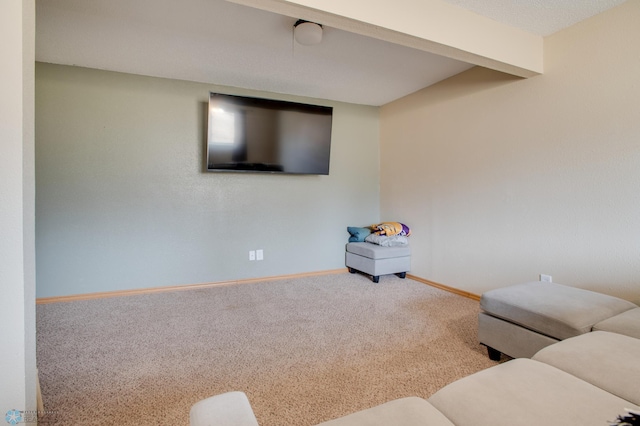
[226,0,543,78]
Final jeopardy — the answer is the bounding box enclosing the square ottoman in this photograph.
[345,242,410,283]
[478,281,637,360]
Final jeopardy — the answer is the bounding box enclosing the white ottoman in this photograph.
[345,242,411,283]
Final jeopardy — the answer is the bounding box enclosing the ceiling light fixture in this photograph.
[293,19,323,46]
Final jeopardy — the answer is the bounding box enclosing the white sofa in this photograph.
[190,330,640,426]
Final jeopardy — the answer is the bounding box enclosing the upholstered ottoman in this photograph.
[478,281,637,360]
[345,242,410,283]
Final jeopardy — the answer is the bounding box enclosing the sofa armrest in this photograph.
[190,391,259,426]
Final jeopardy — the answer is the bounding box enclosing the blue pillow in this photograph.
[347,226,371,242]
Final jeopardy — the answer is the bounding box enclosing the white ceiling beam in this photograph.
[226,0,543,78]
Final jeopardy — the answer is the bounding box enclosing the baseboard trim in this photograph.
[36,268,349,304]
[36,269,480,304]
[408,274,481,301]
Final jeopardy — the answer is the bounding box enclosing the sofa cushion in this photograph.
[593,307,640,339]
[316,397,454,426]
[480,282,637,340]
[532,331,640,406]
[428,358,639,426]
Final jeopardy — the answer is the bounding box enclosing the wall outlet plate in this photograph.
[540,274,552,283]
[249,250,256,261]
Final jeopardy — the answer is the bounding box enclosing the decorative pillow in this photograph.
[347,226,372,242]
[370,222,411,237]
[365,234,409,247]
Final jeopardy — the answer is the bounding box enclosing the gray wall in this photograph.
[35,63,380,298]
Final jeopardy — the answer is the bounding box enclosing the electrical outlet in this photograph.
[540,274,552,283]
[256,249,264,261]
[249,250,256,261]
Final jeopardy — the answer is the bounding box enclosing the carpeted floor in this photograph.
[37,273,499,425]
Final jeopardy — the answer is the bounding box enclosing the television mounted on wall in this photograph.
[206,92,333,175]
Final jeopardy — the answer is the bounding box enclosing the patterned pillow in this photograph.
[370,222,411,237]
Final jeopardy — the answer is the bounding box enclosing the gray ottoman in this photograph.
[345,242,410,283]
[478,281,637,360]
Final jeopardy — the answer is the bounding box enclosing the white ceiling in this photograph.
[35,0,626,106]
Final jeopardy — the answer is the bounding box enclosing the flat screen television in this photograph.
[206,92,333,175]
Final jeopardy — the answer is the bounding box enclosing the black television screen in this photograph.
[206,92,333,175]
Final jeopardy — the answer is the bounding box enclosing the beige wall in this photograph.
[380,0,640,303]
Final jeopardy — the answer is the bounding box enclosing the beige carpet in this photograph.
[37,273,498,425]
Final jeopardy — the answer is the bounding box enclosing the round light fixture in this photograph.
[293,19,323,46]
